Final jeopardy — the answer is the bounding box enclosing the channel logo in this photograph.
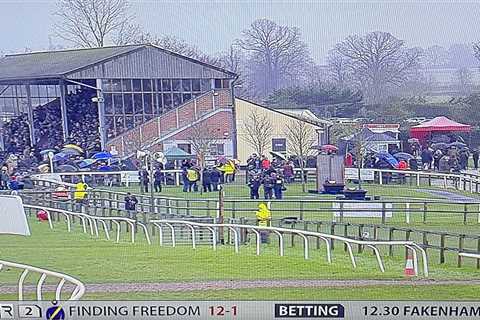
[274,303,345,318]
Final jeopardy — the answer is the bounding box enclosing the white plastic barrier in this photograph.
[23,205,151,245]
[0,260,85,301]
[150,219,429,277]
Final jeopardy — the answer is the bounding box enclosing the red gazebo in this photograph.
[410,116,471,141]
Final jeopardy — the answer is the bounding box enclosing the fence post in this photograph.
[405,229,411,259]
[405,203,410,224]
[357,224,363,253]
[477,238,480,269]
[300,201,304,220]
[423,202,427,224]
[458,235,465,267]
[422,231,428,255]
[316,222,321,249]
[339,202,344,223]
[232,201,236,219]
[416,173,420,187]
[381,202,386,224]
[290,223,296,247]
[463,204,468,225]
[330,223,336,250]
[440,233,446,264]
[343,224,348,252]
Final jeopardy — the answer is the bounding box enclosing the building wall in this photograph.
[235,99,322,164]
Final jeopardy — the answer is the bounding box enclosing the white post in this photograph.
[405,203,410,224]
[443,176,447,189]
[48,152,54,174]
[416,173,420,187]
[379,171,383,185]
[478,204,480,224]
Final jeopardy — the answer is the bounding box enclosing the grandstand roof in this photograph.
[0,44,236,83]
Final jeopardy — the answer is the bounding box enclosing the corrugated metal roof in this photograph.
[0,45,144,81]
[0,44,235,82]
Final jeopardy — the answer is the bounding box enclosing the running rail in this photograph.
[23,205,151,245]
[150,219,429,277]
[0,260,85,301]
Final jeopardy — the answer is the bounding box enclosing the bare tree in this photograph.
[53,0,132,48]
[454,67,474,96]
[326,50,350,88]
[236,19,311,97]
[187,122,219,193]
[331,31,421,104]
[421,45,448,68]
[242,110,273,157]
[284,116,316,192]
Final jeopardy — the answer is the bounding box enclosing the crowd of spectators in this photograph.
[1,88,101,175]
[246,153,291,200]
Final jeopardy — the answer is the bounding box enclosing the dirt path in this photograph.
[2,279,480,295]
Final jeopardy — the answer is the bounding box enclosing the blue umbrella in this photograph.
[92,151,113,160]
[52,152,70,162]
[376,151,399,168]
[98,165,112,172]
[78,159,97,168]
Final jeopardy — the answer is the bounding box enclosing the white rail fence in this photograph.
[24,205,151,245]
[0,260,85,301]
[150,219,429,277]
[23,204,428,277]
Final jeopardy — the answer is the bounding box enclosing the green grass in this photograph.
[1,285,480,300]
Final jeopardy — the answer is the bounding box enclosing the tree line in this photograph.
[52,0,480,124]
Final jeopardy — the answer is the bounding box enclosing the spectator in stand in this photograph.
[248,174,261,199]
[433,149,443,171]
[271,172,285,199]
[282,161,294,183]
[8,176,20,191]
[421,148,433,170]
[473,149,479,170]
[186,167,199,192]
[202,168,212,192]
[261,155,271,170]
[124,192,138,219]
[138,168,149,193]
[262,173,274,200]
[0,167,8,190]
[153,168,163,192]
[345,152,353,167]
[210,167,221,191]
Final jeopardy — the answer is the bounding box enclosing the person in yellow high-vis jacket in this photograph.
[256,203,271,243]
[74,181,88,212]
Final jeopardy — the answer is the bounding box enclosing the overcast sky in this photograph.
[1,0,480,62]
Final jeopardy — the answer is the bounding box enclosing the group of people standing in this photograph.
[246,154,290,200]
[421,147,478,172]
[181,159,223,193]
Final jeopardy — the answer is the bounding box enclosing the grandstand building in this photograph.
[0,44,237,159]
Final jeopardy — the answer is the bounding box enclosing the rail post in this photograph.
[381,202,386,224]
[463,204,468,225]
[405,229,411,259]
[330,223,336,250]
[458,235,465,267]
[357,224,363,253]
[423,202,427,224]
[440,233,446,264]
[344,223,348,252]
[316,222,321,249]
[405,202,410,224]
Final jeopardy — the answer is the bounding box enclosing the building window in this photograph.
[214,79,222,89]
[172,93,182,107]
[192,79,201,92]
[222,79,230,88]
[163,93,172,110]
[210,143,225,156]
[178,143,191,154]
[201,79,211,91]
[272,138,287,152]
[182,79,192,92]
[162,79,172,91]
[142,79,152,92]
[133,93,142,114]
[111,79,122,92]
[122,79,132,92]
[124,94,133,114]
[104,94,113,114]
[172,79,181,91]
[182,93,192,103]
[113,94,123,114]
[132,79,142,92]
[143,93,153,114]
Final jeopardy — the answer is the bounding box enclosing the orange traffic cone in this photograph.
[404,255,416,277]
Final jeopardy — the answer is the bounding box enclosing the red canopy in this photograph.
[410,116,471,139]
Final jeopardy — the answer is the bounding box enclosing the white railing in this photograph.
[150,219,429,277]
[0,260,85,301]
[23,205,151,245]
